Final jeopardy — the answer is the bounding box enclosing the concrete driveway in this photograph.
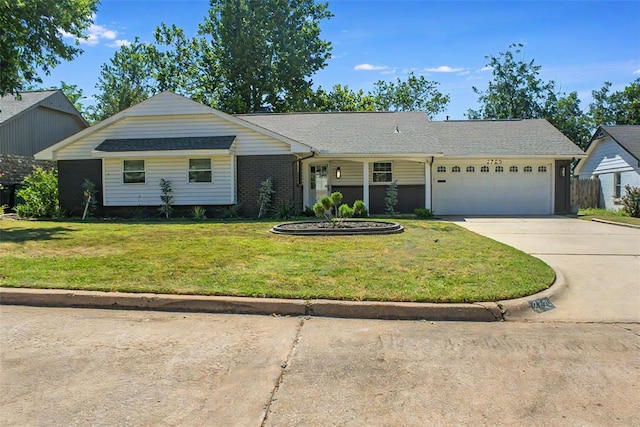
[453,217,640,323]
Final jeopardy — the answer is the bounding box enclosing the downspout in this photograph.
[429,156,434,211]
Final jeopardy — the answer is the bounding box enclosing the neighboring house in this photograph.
[35,91,584,217]
[0,90,88,208]
[575,126,640,210]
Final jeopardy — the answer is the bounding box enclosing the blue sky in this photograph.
[42,0,640,120]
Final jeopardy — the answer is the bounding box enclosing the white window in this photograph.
[480,166,489,173]
[538,166,547,173]
[189,159,212,183]
[373,162,393,183]
[509,166,518,173]
[437,166,446,173]
[123,160,145,184]
[495,166,504,173]
[452,166,461,173]
[466,166,475,173]
[614,172,622,198]
[524,166,533,173]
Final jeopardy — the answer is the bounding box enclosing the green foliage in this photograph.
[275,201,296,220]
[372,72,450,118]
[81,179,97,219]
[302,206,316,217]
[330,191,343,206]
[384,180,399,215]
[313,201,326,218]
[89,38,159,121]
[0,0,99,96]
[621,185,640,218]
[320,196,334,211]
[222,204,241,219]
[192,206,207,220]
[414,208,435,220]
[158,178,173,219]
[257,178,275,218]
[352,200,368,218]
[0,204,6,215]
[338,203,354,218]
[467,43,556,120]
[15,167,59,218]
[545,91,592,150]
[588,78,640,126]
[313,84,376,112]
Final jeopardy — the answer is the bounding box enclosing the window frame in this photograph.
[452,166,461,173]
[480,166,490,173]
[436,165,446,173]
[614,172,622,198]
[538,166,547,173]
[509,166,519,173]
[122,159,146,184]
[372,162,393,183]
[524,166,533,173]
[495,166,504,173]
[466,166,475,173]
[188,158,213,183]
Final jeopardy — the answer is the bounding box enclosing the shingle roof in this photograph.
[238,113,584,157]
[0,90,58,123]
[95,136,236,152]
[600,125,640,161]
[238,111,441,154]
[427,119,585,157]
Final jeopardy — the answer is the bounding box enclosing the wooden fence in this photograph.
[571,176,600,209]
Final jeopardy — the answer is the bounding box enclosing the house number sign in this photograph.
[486,159,503,164]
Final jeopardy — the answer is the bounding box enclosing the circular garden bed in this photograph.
[270,220,404,236]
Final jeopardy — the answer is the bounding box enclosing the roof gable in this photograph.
[600,125,640,161]
[0,90,87,127]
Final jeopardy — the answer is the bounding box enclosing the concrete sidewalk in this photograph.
[454,216,640,323]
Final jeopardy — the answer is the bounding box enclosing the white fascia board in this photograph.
[313,152,445,159]
[440,154,586,160]
[91,149,232,158]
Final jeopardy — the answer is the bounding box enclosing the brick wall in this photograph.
[237,155,301,217]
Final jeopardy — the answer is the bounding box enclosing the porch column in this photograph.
[363,161,370,212]
[424,160,432,210]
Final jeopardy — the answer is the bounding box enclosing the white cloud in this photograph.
[425,65,465,73]
[479,66,493,72]
[108,39,132,48]
[457,70,470,76]
[354,63,388,71]
[60,16,122,47]
[634,69,640,74]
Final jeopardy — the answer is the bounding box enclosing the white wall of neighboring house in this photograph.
[578,138,640,210]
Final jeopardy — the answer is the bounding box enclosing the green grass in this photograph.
[578,208,640,226]
[0,219,555,303]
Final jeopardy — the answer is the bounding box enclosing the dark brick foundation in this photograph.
[237,155,301,217]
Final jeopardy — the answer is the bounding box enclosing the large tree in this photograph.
[545,91,592,150]
[0,0,99,96]
[588,78,640,126]
[467,43,557,120]
[372,72,449,118]
[88,38,159,122]
[313,84,376,112]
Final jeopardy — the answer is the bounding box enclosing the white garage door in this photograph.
[432,160,553,215]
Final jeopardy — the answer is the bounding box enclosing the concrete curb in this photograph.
[591,218,640,229]
[497,270,568,320]
[0,287,503,322]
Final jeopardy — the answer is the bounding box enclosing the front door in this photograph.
[310,165,328,205]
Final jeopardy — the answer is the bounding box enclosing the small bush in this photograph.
[385,180,398,215]
[192,206,207,220]
[158,178,174,219]
[621,185,640,217]
[275,201,295,219]
[338,203,354,218]
[82,179,97,219]
[302,206,315,217]
[414,208,435,219]
[257,178,275,218]
[352,200,368,218]
[16,167,59,218]
[222,204,241,219]
[0,205,6,215]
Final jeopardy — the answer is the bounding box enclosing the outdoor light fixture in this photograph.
[336,167,341,179]
[561,166,566,177]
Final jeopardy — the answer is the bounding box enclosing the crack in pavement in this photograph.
[261,317,306,427]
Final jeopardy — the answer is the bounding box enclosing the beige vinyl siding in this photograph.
[56,115,292,160]
[326,160,425,186]
[103,156,234,206]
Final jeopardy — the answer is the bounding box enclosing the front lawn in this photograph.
[0,219,554,303]
[578,208,640,226]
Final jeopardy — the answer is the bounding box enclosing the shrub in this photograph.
[192,206,207,220]
[621,185,640,218]
[81,179,97,219]
[222,204,241,219]
[275,201,295,219]
[338,203,354,218]
[352,200,368,218]
[385,180,398,215]
[0,205,6,215]
[257,178,275,218]
[302,206,315,217]
[158,178,173,219]
[414,208,435,219]
[16,167,59,218]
